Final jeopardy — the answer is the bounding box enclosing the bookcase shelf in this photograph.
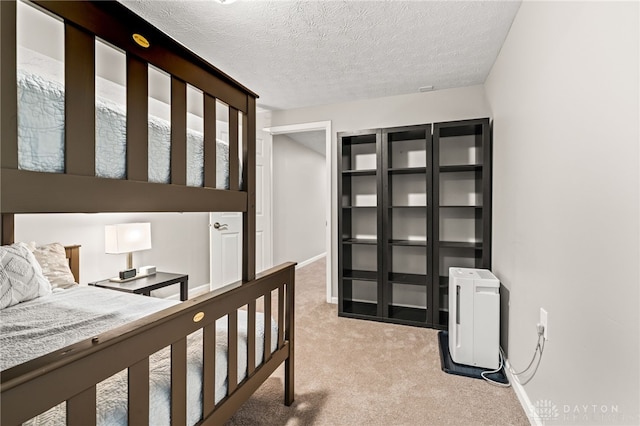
[342,169,377,176]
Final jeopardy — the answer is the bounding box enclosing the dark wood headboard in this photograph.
[64,245,81,283]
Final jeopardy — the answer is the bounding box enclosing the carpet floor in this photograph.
[227,258,529,425]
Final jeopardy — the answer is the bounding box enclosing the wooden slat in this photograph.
[128,358,150,425]
[1,0,17,169]
[1,213,15,245]
[202,322,216,417]
[1,169,247,213]
[126,55,148,181]
[247,300,256,376]
[65,23,95,176]
[227,310,238,395]
[278,285,285,349]
[263,293,272,363]
[171,338,187,426]
[285,268,296,406]
[203,94,217,188]
[242,98,257,282]
[67,386,96,426]
[228,107,239,191]
[171,77,187,186]
[202,344,289,426]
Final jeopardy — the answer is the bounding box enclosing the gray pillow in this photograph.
[0,243,52,309]
[31,242,77,289]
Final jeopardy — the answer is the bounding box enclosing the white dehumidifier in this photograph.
[448,267,500,369]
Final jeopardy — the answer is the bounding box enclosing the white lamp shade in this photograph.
[105,223,152,254]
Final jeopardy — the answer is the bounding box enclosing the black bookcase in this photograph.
[433,118,492,327]
[338,118,491,329]
[338,130,382,319]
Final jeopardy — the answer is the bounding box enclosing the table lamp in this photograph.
[105,222,151,280]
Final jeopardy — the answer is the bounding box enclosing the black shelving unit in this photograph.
[338,118,491,329]
[338,130,383,318]
[433,118,492,328]
[382,125,432,326]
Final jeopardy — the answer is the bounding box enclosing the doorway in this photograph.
[266,122,333,303]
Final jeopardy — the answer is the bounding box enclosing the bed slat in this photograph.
[67,386,96,426]
[171,338,187,426]
[227,310,238,395]
[204,94,217,188]
[263,293,272,363]
[1,213,15,245]
[278,284,285,349]
[242,96,257,281]
[65,23,96,177]
[285,266,296,406]
[202,323,216,417]
[171,78,187,186]
[202,344,290,426]
[126,55,149,182]
[247,300,256,377]
[229,107,239,191]
[128,357,150,424]
[0,1,17,170]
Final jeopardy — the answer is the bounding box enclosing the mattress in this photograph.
[0,286,277,425]
[16,63,237,189]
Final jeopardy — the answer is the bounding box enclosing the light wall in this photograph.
[271,85,492,298]
[272,134,326,265]
[15,213,211,296]
[485,1,639,423]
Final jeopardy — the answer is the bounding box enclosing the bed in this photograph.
[1,1,295,425]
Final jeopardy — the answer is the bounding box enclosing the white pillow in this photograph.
[29,242,77,289]
[0,243,52,309]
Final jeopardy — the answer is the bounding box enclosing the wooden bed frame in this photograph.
[64,245,81,284]
[1,1,295,424]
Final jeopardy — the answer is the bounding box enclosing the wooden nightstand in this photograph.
[89,272,189,301]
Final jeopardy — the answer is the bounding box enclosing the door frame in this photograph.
[264,121,333,303]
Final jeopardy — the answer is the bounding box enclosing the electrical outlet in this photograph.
[540,308,548,341]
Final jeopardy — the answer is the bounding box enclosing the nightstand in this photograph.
[89,272,189,301]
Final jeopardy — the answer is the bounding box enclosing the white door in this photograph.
[210,211,242,290]
[255,131,272,273]
[210,129,271,289]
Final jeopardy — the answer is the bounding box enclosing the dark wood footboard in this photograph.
[0,262,296,426]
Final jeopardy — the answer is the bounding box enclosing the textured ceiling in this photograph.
[120,0,521,111]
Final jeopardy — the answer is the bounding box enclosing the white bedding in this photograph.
[0,286,277,425]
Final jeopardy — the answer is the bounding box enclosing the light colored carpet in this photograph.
[227,258,529,425]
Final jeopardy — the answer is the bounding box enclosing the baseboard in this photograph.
[296,252,326,269]
[503,353,542,426]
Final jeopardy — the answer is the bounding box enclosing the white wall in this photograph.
[15,213,211,297]
[485,1,639,423]
[272,134,326,265]
[271,86,492,298]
